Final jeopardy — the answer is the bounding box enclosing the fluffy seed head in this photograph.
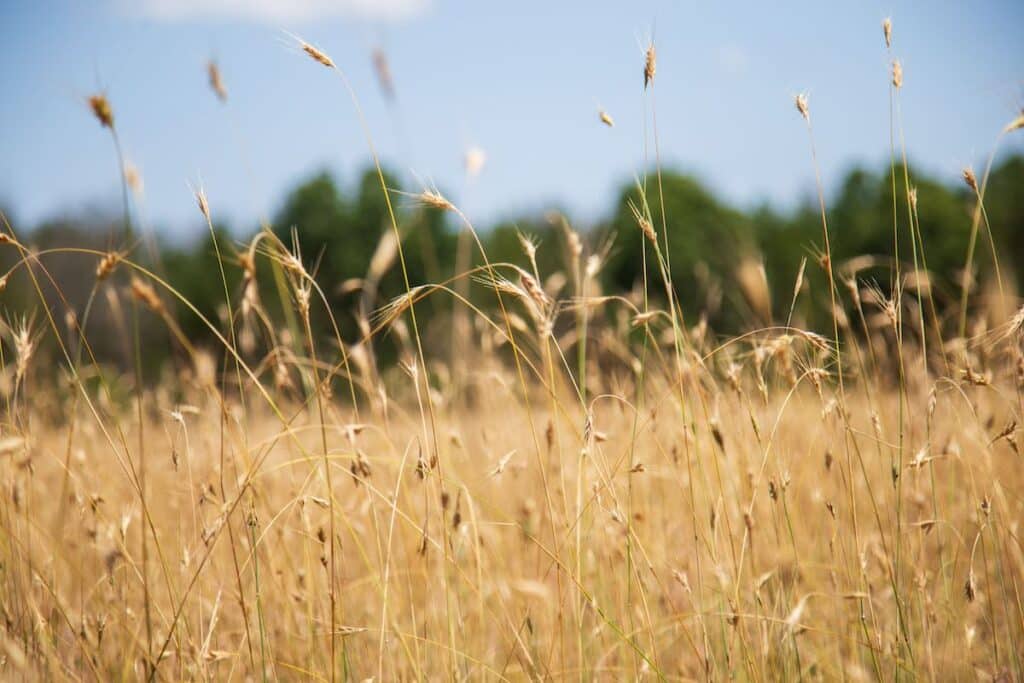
[207,61,228,102]
[882,17,892,48]
[891,60,903,89]
[87,94,114,128]
[599,109,614,127]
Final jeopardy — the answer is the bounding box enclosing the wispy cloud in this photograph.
[121,0,430,24]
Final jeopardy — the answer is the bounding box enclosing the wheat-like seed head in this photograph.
[891,60,903,89]
[516,231,537,262]
[130,277,165,314]
[599,110,614,127]
[644,43,656,89]
[795,93,810,121]
[96,252,122,281]
[372,48,394,99]
[1005,110,1024,133]
[519,271,550,312]
[195,188,211,221]
[207,61,228,102]
[883,17,893,48]
[87,94,114,128]
[962,167,978,192]
[566,229,582,258]
[12,318,36,384]
[418,190,454,212]
[301,41,335,68]
[628,200,656,243]
[123,161,143,196]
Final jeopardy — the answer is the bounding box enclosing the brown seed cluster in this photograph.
[87,94,114,128]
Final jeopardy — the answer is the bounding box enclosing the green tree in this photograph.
[603,172,754,327]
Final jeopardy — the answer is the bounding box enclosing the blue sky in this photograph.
[1,0,1022,240]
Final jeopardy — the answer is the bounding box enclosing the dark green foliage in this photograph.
[4,155,1023,376]
[602,172,755,328]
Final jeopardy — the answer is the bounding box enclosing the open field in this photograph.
[3,19,1024,683]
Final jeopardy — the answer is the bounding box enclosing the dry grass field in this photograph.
[2,26,1024,683]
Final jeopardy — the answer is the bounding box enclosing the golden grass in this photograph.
[2,314,1023,680]
[2,19,1024,683]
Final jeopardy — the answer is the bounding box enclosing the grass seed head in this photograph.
[883,17,892,48]
[628,200,656,243]
[301,40,335,68]
[195,188,211,221]
[87,94,114,128]
[644,43,656,89]
[516,231,537,262]
[795,93,810,121]
[1005,109,1024,133]
[96,252,121,281]
[418,189,454,212]
[207,61,227,102]
[891,59,903,89]
[599,109,614,127]
[962,166,978,192]
[566,229,582,258]
[520,271,551,316]
[124,161,143,196]
[13,319,36,384]
[372,47,395,100]
[130,277,165,314]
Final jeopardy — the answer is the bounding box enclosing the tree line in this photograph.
[2,154,1022,378]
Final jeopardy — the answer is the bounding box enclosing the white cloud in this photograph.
[123,0,430,24]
